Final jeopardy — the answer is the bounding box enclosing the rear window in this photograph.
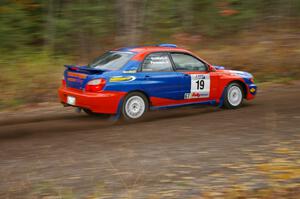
[88,51,134,70]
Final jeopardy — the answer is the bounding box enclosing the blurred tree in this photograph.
[0,0,44,54]
[115,0,146,45]
[0,0,299,57]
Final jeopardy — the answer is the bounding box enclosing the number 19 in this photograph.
[196,80,204,90]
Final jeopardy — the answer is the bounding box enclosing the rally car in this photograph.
[58,44,257,121]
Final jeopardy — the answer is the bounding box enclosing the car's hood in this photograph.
[213,66,253,78]
[226,70,253,78]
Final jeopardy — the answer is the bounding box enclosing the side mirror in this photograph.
[209,65,216,72]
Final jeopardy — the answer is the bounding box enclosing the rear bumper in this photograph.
[58,86,126,114]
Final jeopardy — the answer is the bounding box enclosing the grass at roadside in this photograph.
[0,52,70,110]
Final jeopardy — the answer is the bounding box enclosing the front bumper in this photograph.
[58,86,126,114]
[246,83,257,100]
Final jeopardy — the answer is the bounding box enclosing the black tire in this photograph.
[83,108,99,116]
[121,92,148,121]
[223,82,244,109]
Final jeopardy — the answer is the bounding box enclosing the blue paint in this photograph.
[116,47,138,52]
[137,71,187,100]
[110,97,124,121]
[218,86,227,107]
[157,44,177,48]
[122,60,141,71]
[242,78,257,95]
[102,71,188,100]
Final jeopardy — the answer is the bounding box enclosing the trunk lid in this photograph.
[64,65,106,90]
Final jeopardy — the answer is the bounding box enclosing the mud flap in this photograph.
[109,97,124,121]
[218,86,227,108]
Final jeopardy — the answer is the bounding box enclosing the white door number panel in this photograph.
[185,74,210,99]
[67,96,76,105]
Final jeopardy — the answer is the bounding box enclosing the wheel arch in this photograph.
[227,80,247,98]
[125,90,151,107]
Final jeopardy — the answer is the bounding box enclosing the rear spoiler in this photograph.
[64,65,108,74]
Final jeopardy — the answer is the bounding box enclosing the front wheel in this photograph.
[223,83,244,109]
[122,92,148,121]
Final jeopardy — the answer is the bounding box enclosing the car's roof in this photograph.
[114,44,210,65]
[115,45,191,54]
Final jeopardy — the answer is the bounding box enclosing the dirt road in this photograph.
[0,82,300,198]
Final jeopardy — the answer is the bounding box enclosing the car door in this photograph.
[170,52,218,101]
[139,52,185,102]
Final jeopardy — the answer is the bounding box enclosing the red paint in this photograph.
[62,79,66,87]
[130,46,211,64]
[150,97,208,107]
[58,86,125,114]
[214,72,256,101]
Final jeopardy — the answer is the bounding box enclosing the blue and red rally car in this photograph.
[58,44,257,120]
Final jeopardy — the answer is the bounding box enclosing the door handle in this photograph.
[145,75,151,78]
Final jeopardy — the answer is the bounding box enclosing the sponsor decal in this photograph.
[250,88,256,93]
[191,74,206,80]
[67,77,83,83]
[67,72,87,79]
[184,92,209,99]
[123,70,137,74]
[149,56,169,65]
[189,74,210,98]
[109,76,136,82]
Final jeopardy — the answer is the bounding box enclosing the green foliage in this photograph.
[0,3,32,52]
[0,0,299,56]
[47,0,116,54]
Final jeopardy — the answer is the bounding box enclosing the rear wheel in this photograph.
[223,83,244,109]
[122,92,148,121]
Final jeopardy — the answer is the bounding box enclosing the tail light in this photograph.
[85,78,106,92]
[62,76,66,86]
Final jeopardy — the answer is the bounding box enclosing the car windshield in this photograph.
[88,51,134,70]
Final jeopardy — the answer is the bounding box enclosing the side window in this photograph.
[142,53,173,72]
[171,53,207,72]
